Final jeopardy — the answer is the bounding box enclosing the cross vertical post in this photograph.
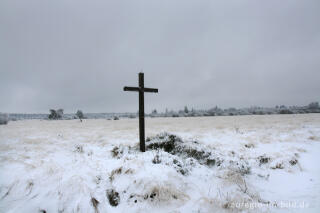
[123,72,158,152]
[139,73,145,152]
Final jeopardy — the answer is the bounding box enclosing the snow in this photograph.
[0,114,319,213]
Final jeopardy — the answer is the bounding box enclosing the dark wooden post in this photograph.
[123,72,158,152]
[138,73,145,152]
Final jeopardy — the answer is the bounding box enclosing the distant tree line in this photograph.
[47,109,120,121]
[4,101,320,121]
[149,102,320,118]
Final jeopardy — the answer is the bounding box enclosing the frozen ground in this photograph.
[0,114,319,213]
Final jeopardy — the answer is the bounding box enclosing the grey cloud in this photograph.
[0,0,319,113]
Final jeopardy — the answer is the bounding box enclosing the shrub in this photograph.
[279,109,293,114]
[48,109,64,119]
[129,114,136,119]
[184,106,189,114]
[308,102,319,109]
[146,133,218,167]
[76,110,84,119]
[0,113,9,125]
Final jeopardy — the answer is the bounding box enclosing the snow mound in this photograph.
[103,132,278,212]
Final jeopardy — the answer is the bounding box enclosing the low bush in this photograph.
[0,113,9,125]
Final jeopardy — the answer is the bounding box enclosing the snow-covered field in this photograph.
[0,114,320,213]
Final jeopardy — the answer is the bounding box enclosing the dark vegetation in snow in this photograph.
[91,197,99,213]
[258,155,271,165]
[272,163,284,170]
[74,145,84,153]
[127,187,180,205]
[244,143,255,148]
[106,189,120,207]
[109,167,134,183]
[289,158,298,166]
[111,146,123,159]
[146,133,219,167]
[152,154,161,164]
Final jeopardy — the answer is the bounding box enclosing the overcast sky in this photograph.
[0,0,319,113]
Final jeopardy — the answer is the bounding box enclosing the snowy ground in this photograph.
[0,114,320,213]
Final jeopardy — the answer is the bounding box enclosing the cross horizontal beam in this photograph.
[143,88,158,93]
[123,86,158,93]
[123,86,139,92]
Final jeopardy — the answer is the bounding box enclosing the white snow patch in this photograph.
[0,114,320,212]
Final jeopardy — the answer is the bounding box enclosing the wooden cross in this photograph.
[124,73,158,152]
